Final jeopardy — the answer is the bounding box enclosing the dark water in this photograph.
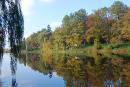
[0,53,130,87]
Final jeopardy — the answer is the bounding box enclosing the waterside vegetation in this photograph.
[22,1,130,56]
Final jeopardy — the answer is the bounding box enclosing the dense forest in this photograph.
[25,1,130,52]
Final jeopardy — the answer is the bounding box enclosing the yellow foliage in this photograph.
[42,42,53,64]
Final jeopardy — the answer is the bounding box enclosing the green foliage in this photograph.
[0,0,24,53]
[110,1,128,20]
[26,26,52,51]
[61,9,87,48]
[26,1,130,52]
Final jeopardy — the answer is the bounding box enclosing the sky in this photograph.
[21,0,130,38]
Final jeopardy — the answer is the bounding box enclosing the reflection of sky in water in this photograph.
[104,79,122,87]
[1,54,11,78]
[0,53,65,87]
[1,53,128,87]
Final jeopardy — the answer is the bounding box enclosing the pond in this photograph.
[0,53,130,87]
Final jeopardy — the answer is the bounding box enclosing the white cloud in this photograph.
[50,21,61,31]
[21,0,55,16]
[21,0,35,16]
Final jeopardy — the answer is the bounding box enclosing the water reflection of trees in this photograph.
[0,53,3,87]
[0,53,3,75]
[17,53,130,87]
[10,54,18,87]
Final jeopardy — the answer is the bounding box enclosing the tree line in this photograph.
[25,1,130,51]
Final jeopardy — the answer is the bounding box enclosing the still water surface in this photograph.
[0,53,130,87]
[0,53,64,87]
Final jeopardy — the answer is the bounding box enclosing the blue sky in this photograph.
[21,0,130,38]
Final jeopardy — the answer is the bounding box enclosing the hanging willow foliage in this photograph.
[0,0,24,53]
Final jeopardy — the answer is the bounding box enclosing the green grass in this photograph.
[21,49,41,54]
[23,43,130,57]
[58,43,130,57]
[102,43,130,48]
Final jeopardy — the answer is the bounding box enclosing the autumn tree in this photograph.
[110,1,128,20]
[62,9,87,48]
[121,8,130,42]
[93,11,103,49]
[110,1,128,44]
[26,1,130,51]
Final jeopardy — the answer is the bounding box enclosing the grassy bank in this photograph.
[21,49,41,54]
[58,43,130,56]
[23,43,130,57]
